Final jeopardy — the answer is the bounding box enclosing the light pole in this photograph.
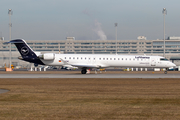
[8,9,13,69]
[162,8,167,57]
[115,23,118,55]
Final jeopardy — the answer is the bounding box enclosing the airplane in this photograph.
[6,39,176,74]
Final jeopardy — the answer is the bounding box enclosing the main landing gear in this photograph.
[81,69,87,74]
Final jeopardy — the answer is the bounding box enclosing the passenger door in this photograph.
[151,58,156,66]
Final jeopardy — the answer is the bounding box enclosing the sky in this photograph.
[1,0,180,40]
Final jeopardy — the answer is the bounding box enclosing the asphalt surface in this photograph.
[0,71,179,94]
[0,72,179,78]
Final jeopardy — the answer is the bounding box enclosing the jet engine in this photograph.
[38,53,55,60]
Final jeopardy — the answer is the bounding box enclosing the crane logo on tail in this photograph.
[21,46,29,55]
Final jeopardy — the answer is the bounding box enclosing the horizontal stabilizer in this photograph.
[6,39,45,65]
[4,39,24,44]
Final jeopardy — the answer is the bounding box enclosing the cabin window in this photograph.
[65,57,66,59]
[77,57,79,59]
[114,58,116,60]
[73,57,75,59]
[107,58,108,60]
[118,58,120,60]
[99,58,101,60]
[129,58,131,60]
[126,58,127,60]
[122,58,123,60]
[110,58,112,60]
[89,58,90,60]
[103,58,105,60]
[85,57,86,60]
[81,57,83,60]
[69,57,71,59]
[94,58,95,60]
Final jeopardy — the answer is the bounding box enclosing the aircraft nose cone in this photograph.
[171,63,176,67]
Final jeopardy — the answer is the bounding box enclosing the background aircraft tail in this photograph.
[6,39,45,65]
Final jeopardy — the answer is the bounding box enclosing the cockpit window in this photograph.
[160,58,168,61]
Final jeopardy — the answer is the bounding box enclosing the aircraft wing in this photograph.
[71,64,99,68]
[71,63,109,69]
[59,58,69,65]
[59,58,108,69]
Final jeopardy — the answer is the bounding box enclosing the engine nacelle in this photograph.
[38,53,55,60]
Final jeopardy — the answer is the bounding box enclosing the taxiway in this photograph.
[0,71,179,78]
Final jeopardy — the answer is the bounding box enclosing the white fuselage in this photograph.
[40,54,176,69]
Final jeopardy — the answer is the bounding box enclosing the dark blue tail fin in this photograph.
[6,39,45,65]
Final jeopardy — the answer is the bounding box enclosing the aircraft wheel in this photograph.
[164,71,167,74]
[81,69,87,74]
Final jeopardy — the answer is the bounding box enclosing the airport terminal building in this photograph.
[1,36,180,68]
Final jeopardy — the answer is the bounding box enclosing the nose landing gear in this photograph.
[164,68,168,74]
